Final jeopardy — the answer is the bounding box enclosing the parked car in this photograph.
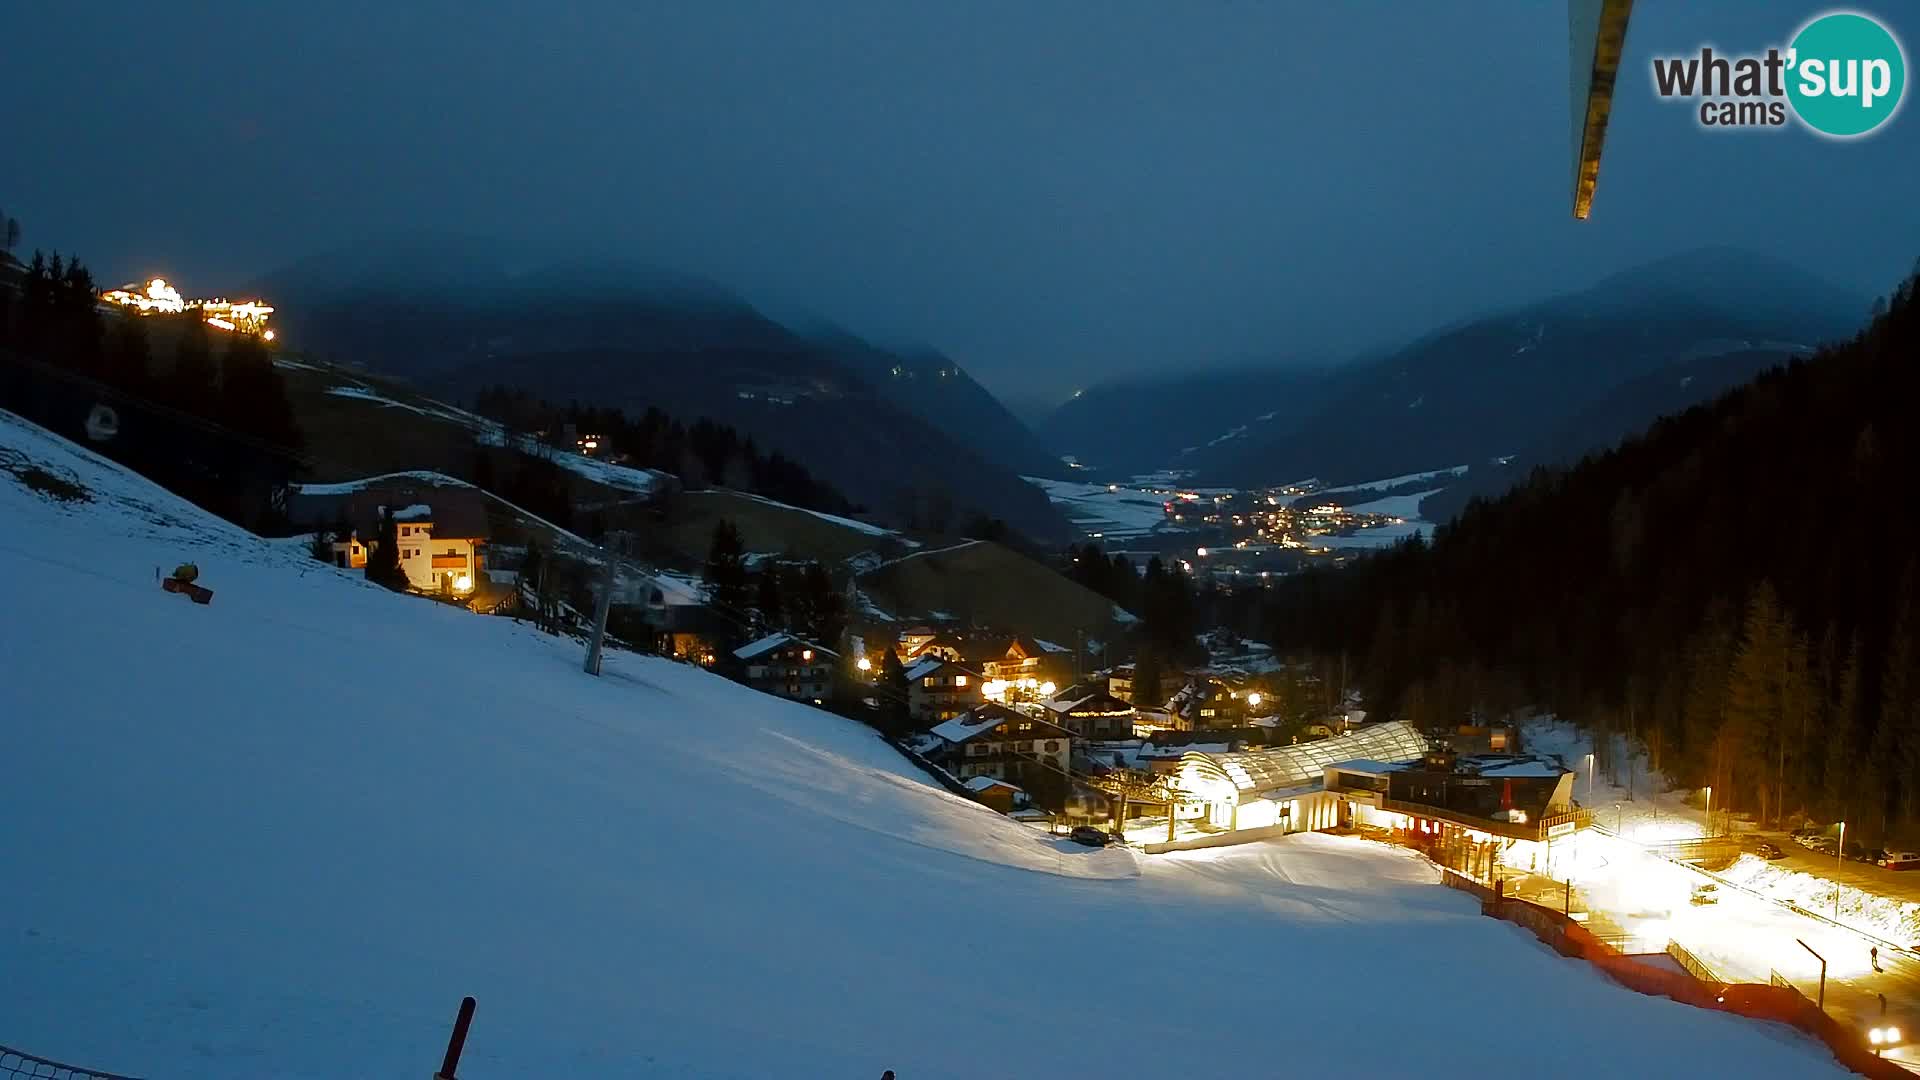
[1879,851,1920,871]
[1755,841,1783,859]
[1690,884,1720,906]
[1069,825,1113,848]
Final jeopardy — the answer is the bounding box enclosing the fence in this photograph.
[1666,940,1722,986]
[0,1045,143,1080]
[1435,865,1496,908]
[1468,880,1906,1078]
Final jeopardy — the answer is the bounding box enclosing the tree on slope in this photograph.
[703,520,751,643]
[753,564,785,634]
[365,507,410,592]
[877,647,910,736]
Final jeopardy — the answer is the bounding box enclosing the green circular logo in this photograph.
[1787,12,1906,137]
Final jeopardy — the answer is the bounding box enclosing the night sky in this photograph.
[10,2,1916,406]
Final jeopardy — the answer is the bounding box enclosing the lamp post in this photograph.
[1835,820,1847,919]
[1703,785,1713,837]
[1586,752,1595,803]
[1796,938,1827,1011]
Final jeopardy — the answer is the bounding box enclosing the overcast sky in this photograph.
[10,2,1917,408]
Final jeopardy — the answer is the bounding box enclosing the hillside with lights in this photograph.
[0,406,1859,1078]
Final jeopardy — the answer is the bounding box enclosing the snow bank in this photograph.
[0,409,1852,1079]
[1722,855,1920,946]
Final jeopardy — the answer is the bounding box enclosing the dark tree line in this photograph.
[1065,542,1212,703]
[473,386,856,515]
[1263,259,1920,844]
[702,518,845,650]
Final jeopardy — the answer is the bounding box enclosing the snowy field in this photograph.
[1313,518,1435,550]
[0,410,1853,1078]
[1343,488,1440,519]
[1022,476,1182,539]
[1310,464,1469,498]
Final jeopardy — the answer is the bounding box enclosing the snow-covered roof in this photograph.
[392,504,433,522]
[1470,758,1566,779]
[1034,638,1071,654]
[904,656,957,681]
[964,776,1021,794]
[733,633,835,662]
[734,633,791,660]
[1180,722,1428,799]
[648,572,708,607]
[931,704,1065,746]
[1327,758,1414,776]
[1144,741,1231,758]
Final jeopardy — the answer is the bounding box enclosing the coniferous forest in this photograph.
[1264,260,1920,846]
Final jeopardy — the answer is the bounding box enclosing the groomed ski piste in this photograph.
[0,409,1852,1078]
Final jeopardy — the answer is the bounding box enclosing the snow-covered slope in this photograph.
[0,409,1851,1078]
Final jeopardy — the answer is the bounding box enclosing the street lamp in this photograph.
[1703,785,1713,837]
[1835,820,1847,918]
[1586,752,1595,802]
[1797,938,1827,1011]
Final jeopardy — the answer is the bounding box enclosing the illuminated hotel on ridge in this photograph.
[98,278,278,341]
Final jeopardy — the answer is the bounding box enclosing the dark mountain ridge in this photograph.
[249,245,1072,540]
[1262,258,1920,841]
[1044,248,1865,491]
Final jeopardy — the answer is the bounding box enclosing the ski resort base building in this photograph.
[1145,723,1590,857]
[1157,721,1429,850]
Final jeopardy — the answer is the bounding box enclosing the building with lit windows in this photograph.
[906,656,982,724]
[289,484,489,598]
[927,703,1074,784]
[980,635,1073,695]
[734,633,838,703]
[1041,690,1136,739]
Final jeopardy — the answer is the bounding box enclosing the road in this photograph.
[1544,829,1920,1071]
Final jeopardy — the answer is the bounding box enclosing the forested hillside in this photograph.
[1264,261,1920,845]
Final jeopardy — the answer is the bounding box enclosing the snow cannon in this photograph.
[161,562,213,604]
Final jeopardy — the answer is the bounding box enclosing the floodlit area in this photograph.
[1520,718,1920,1069]
[0,409,1859,1078]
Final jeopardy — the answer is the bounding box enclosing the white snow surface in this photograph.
[1021,476,1178,539]
[720,490,907,541]
[1343,488,1441,519]
[1311,465,1469,498]
[0,409,1851,1079]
